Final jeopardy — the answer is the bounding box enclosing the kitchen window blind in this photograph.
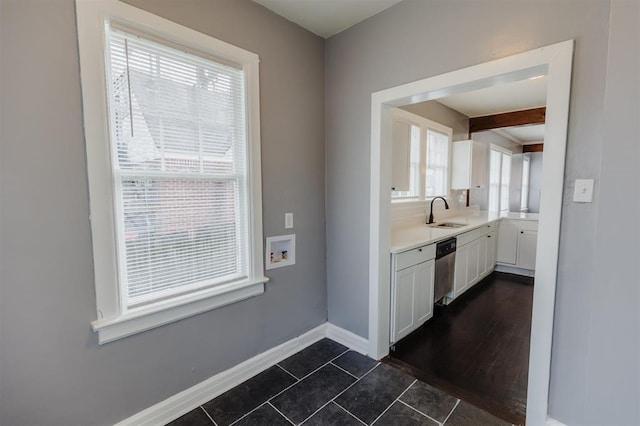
[105,25,249,308]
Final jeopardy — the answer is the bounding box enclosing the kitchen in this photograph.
[384,78,547,423]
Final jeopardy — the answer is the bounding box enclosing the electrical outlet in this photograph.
[285,213,293,229]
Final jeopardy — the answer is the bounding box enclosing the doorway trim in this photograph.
[368,40,573,425]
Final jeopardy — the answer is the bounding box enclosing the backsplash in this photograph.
[391,190,476,228]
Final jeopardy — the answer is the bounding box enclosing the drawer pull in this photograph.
[418,248,422,252]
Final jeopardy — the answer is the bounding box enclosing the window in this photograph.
[76,1,266,343]
[521,154,531,211]
[391,110,452,201]
[488,145,512,212]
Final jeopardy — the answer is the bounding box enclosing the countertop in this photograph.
[391,211,539,253]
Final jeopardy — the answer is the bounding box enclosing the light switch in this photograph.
[285,213,293,229]
[573,179,594,203]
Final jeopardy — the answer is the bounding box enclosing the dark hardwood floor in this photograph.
[387,272,534,425]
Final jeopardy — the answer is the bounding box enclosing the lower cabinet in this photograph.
[390,246,435,343]
[447,225,496,303]
[497,219,538,272]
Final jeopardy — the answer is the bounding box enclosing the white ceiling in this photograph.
[252,0,403,38]
[494,125,546,144]
[433,76,548,144]
[436,76,548,118]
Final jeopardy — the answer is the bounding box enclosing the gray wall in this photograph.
[551,0,639,424]
[0,0,326,425]
[401,100,470,141]
[325,0,638,424]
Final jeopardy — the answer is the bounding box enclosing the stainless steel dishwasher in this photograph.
[434,237,456,303]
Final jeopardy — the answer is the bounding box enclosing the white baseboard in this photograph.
[546,417,568,426]
[115,322,369,426]
[326,322,369,355]
[495,263,535,277]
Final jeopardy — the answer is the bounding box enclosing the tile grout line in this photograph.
[329,361,360,380]
[397,399,442,425]
[200,405,218,426]
[228,402,270,426]
[204,345,362,426]
[296,362,382,425]
[267,401,296,426]
[240,347,352,425]
[269,347,352,401]
[276,363,301,381]
[333,402,368,426]
[370,379,418,425]
[441,399,460,425]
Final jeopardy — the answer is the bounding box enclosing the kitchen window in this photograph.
[76,0,266,343]
[488,144,512,212]
[391,109,452,201]
[520,153,531,211]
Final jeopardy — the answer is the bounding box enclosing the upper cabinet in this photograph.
[451,140,487,190]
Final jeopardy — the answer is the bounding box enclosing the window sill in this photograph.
[92,277,268,344]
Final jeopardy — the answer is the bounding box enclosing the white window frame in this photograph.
[391,109,452,202]
[488,144,513,212]
[76,0,267,344]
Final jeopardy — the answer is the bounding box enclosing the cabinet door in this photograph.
[451,140,472,189]
[486,232,496,271]
[478,235,488,278]
[391,266,417,342]
[415,259,435,324]
[497,220,519,264]
[453,244,468,297]
[466,239,480,286]
[517,231,538,270]
[471,141,487,189]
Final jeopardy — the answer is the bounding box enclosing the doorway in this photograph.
[368,41,573,425]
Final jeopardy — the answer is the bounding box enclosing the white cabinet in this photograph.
[390,244,436,343]
[496,220,519,264]
[478,232,495,277]
[496,219,538,272]
[465,239,480,286]
[446,222,496,303]
[451,140,487,190]
[453,243,468,297]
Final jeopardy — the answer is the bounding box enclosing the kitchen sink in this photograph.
[430,222,466,228]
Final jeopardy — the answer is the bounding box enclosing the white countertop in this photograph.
[390,211,539,253]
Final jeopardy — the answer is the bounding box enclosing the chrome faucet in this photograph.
[427,196,450,224]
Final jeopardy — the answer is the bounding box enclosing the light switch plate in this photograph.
[573,179,594,203]
[285,213,293,229]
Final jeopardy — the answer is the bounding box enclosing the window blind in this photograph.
[106,25,249,308]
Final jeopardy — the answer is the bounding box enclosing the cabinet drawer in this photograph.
[395,244,436,271]
[519,220,539,232]
[457,225,491,246]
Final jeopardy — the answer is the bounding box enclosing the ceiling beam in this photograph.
[523,143,544,153]
[469,107,546,133]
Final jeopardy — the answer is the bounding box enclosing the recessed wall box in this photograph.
[266,234,296,270]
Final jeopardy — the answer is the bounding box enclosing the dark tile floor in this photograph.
[167,339,511,426]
